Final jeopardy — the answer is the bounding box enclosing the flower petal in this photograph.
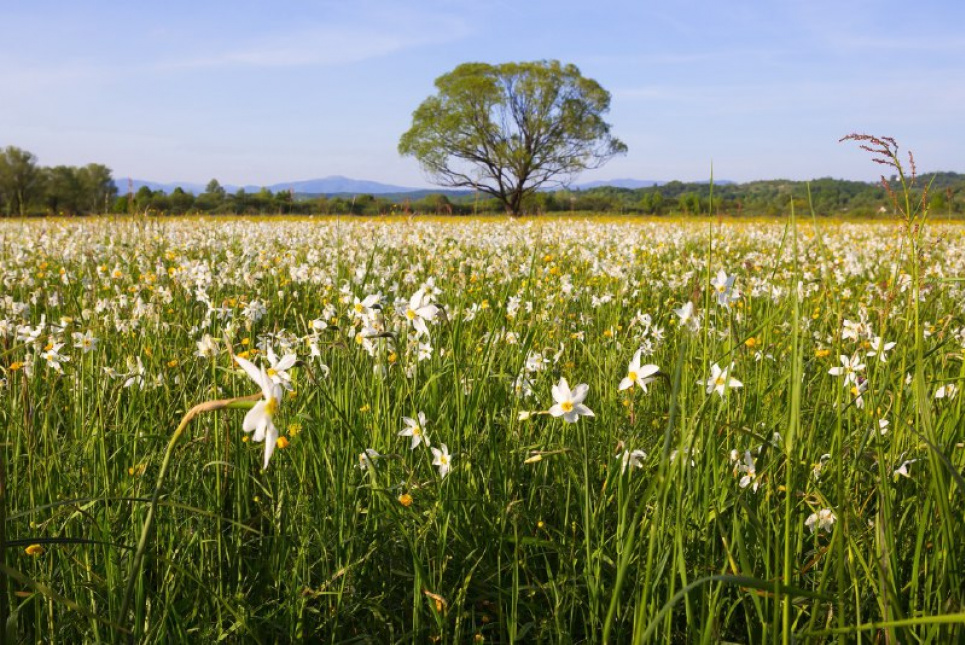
[570,383,589,404]
[263,423,278,469]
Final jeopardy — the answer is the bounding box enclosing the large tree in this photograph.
[399,60,626,216]
[0,146,44,216]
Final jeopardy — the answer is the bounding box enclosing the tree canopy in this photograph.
[399,60,627,216]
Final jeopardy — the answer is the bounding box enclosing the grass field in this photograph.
[1,211,964,643]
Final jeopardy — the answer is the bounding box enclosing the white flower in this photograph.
[805,508,836,534]
[736,450,759,492]
[72,330,98,354]
[399,412,430,450]
[811,453,831,480]
[711,270,738,307]
[675,302,694,327]
[350,294,381,318]
[431,443,452,478]
[235,355,283,470]
[894,459,917,479]
[866,337,896,363]
[41,343,70,373]
[548,377,594,423]
[242,299,267,323]
[265,347,297,390]
[935,383,958,400]
[195,334,218,359]
[705,363,742,397]
[357,448,380,471]
[828,354,865,385]
[404,288,440,338]
[619,449,647,474]
[618,350,659,393]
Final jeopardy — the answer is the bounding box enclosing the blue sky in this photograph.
[2,0,963,187]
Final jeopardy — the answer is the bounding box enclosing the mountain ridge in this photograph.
[114,175,685,196]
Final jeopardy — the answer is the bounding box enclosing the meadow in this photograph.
[1,210,964,643]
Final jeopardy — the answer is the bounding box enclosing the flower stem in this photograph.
[118,393,261,637]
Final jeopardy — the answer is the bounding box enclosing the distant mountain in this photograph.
[115,175,423,196]
[114,175,739,197]
[575,178,664,190]
[115,178,209,194]
[270,176,416,194]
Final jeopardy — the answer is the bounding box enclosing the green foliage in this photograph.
[399,60,627,215]
[0,146,44,216]
[0,149,114,216]
[2,214,965,641]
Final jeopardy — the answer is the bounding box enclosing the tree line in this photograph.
[2,144,962,217]
[0,146,117,217]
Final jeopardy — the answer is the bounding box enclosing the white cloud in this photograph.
[159,15,471,71]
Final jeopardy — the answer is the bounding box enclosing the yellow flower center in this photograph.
[267,367,277,377]
[561,401,574,413]
[628,371,638,382]
[715,376,726,387]
[265,397,279,416]
[406,309,417,320]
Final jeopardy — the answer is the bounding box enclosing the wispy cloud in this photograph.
[159,15,471,71]
[614,74,965,117]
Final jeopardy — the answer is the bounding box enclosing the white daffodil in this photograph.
[72,330,98,354]
[737,450,759,492]
[674,302,694,327]
[431,443,452,478]
[351,294,381,318]
[935,383,958,400]
[195,334,218,359]
[404,288,440,338]
[828,354,865,385]
[399,412,430,450]
[549,377,594,423]
[619,449,647,475]
[235,355,283,470]
[711,270,738,307]
[705,363,743,397]
[265,347,297,390]
[357,448,380,471]
[618,350,659,392]
[41,343,70,373]
[893,458,918,479]
[805,508,836,534]
[866,337,896,363]
[811,453,831,480]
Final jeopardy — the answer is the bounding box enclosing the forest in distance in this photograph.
[2,145,964,218]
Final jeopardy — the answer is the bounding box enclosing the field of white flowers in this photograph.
[1,213,964,642]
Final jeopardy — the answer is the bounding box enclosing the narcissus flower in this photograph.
[618,350,659,393]
[357,448,380,471]
[431,443,452,478]
[399,411,430,450]
[805,508,836,534]
[705,363,742,397]
[619,449,647,474]
[265,347,297,390]
[549,377,594,423]
[828,354,865,385]
[404,288,440,338]
[235,355,283,470]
